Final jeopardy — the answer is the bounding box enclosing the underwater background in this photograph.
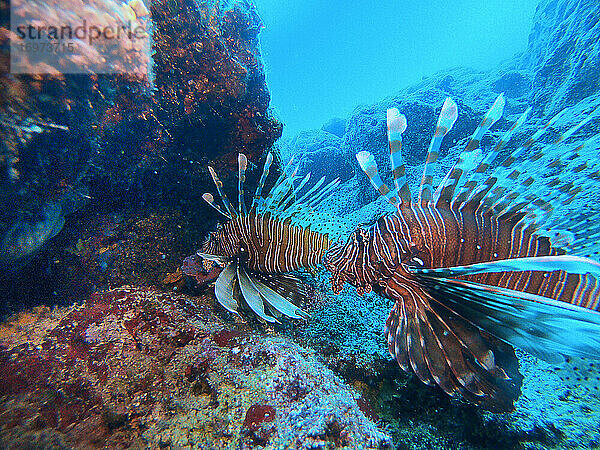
[0,0,600,448]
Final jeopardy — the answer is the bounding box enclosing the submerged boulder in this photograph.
[0,0,282,273]
[523,0,600,114]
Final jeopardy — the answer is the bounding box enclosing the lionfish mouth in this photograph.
[195,251,228,267]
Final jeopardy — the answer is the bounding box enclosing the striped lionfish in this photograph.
[326,95,600,411]
[196,95,600,412]
[197,153,338,323]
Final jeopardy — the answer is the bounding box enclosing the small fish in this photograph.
[325,96,600,411]
[196,153,339,323]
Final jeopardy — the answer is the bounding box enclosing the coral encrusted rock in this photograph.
[0,286,391,449]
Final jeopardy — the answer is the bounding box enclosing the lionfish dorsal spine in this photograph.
[387,108,410,206]
[473,104,600,224]
[456,106,532,209]
[433,93,505,208]
[263,157,299,211]
[278,172,312,214]
[305,177,341,209]
[418,97,458,207]
[356,151,396,204]
[238,153,248,215]
[251,151,274,211]
[207,165,237,218]
[264,167,298,211]
[474,107,531,175]
[202,192,232,220]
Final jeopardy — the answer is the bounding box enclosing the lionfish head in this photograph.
[325,227,372,295]
[198,223,247,263]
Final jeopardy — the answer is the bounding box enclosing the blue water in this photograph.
[255,0,539,137]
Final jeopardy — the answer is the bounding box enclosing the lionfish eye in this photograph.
[353,228,365,244]
[407,256,425,268]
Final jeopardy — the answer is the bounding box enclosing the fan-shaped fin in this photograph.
[435,94,505,207]
[252,272,314,309]
[464,105,600,223]
[383,273,522,411]
[214,262,240,314]
[415,275,600,363]
[455,107,531,206]
[410,255,600,281]
[250,274,309,319]
[237,265,278,323]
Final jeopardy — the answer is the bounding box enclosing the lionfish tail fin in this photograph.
[387,108,410,206]
[384,275,522,412]
[412,261,600,363]
[214,260,310,323]
[419,97,458,206]
[434,94,505,207]
[356,151,397,204]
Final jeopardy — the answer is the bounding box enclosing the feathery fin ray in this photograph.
[419,97,458,206]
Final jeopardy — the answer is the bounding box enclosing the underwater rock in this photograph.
[0,286,391,449]
[0,202,64,270]
[281,129,354,183]
[151,0,282,165]
[0,0,282,278]
[321,117,347,138]
[523,0,600,114]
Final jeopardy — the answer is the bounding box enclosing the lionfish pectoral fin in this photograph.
[237,265,279,323]
[384,276,522,412]
[409,255,600,280]
[251,276,309,319]
[253,272,313,312]
[415,275,600,363]
[214,262,241,315]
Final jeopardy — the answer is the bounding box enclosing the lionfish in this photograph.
[196,153,338,323]
[196,95,600,412]
[326,95,600,411]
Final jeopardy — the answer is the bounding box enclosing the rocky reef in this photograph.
[0,0,281,313]
[0,286,390,449]
[2,0,600,448]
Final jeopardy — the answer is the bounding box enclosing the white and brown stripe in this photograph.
[204,212,331,274]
